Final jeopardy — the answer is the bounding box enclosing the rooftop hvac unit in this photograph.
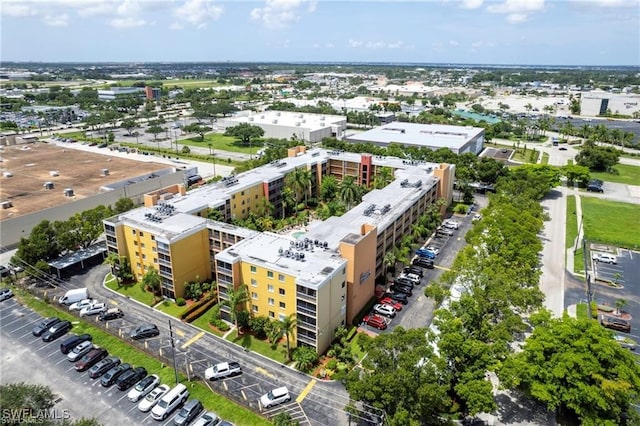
[101,168,110,176]
[299,114,304,118]
[295,122,301,126]
[49,171,59,177]
[64,188,74,197]
[3,172,13,178]
[248,117,254,121]
[276,112,281,116]
[260,115,265,119]
[272,119,278,124]
[1,201,12,209]
[302,119,306,123]
[43,182,54,190]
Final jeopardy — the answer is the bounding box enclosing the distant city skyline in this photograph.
[1,0,639,66]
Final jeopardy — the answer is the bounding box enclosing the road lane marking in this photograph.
[295,379,317,403]
[174,329,185,337]
[255,367,274,378]
[180,331,205,350]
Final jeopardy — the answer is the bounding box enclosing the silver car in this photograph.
[67,341,94,362]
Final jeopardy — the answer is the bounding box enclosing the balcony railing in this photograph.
[296,334,317,347]
[296,291,316,303]
[296,305,317,317]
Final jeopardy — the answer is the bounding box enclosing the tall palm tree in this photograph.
[254,197,274,218]
[286,168,313,206]
[279,314,298,362]
[372,166,394,189]
[383,251,396,277]
[339,176,360,210]
[225,285,249,335]
[141,267,161,300]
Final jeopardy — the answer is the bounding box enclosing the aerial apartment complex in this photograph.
[104,146,454,353]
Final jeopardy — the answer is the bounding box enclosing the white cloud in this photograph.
[174,0,223,29]
[348,39,409,49]
[251,0,316,29]
[325,42,334,48]
[116,0,142,16]
[583,0,638,6]
[43,13,69,27]
[471,41,483,47]
[169,22,183,30]
[1,2,39,17]
[487,0,545,23]
[348,39,364,48]
[110,17,147,29]
[449,40,459,46]
[461,0,484,9]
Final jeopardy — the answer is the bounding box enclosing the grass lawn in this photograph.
[576,303,588,319]
[190,307,225,337]
[566,195,578,249]
[581,197,640,250]
[541,152,549,165]
[589,163,640,186]
[511,148,540,163]
[179,133,264,155]
[155,299,187,318]
[226,331,287,364]
[105,279,157,306]
[114,79,223,89]
[349,335,366,364]
[11,288,270,426]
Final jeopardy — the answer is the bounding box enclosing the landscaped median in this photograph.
[9,287,271,426]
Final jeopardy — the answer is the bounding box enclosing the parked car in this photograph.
[398,273,420,285]
[393,277,415,288]
[42,320,73,342]
[205,362,242,381]
[75,348,108,371]
[362,314,388,330]
[138,384,171,412]
[378,297,403,311]
[0,287,14,301]
[402,266,423,278]
[101,363,132,387]
[151,384,189,421]
[68,299,95,312]
[592,253,617,264]
[99,308,124,321]
[472,214,482,222]
[589,179,604,187]
[425,246,440,256]
[130,323,160,340]
[436,227,455,237]
[192,412,221,426]
[66,341,94,362]
[416,248,436,259]
[390,284,413,296]
[443,220,459,230]
[259,387,291,409]
[116,366,147,391]
[559,146,568,151]
[613,334,637,351]
[60,334,92,354]
[587,183,604,193]
[88,356,121,379]
[413,257,434,269]
[173,398,203,425]
[128,374,160,402]
[32,317,61,337]
[0,265,11,278]
[79,302,107,317]
[373,304,397,318]
[601,315,631,333]
[388,292,409,305]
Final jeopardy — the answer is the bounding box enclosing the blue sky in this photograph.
[1,0,639,65]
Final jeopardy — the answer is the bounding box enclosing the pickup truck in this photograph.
[204,362,241,380]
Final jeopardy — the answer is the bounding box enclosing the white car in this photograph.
[443,220,459,230]
[66,341,94,362]
[79,302,107,317]
[259,386,291,409]
[592,253,617,264]
[138,384,170,412]
[373,303,397,318]
[426,246,440,256]
[127,374,160,402]
[472,214,482,222]
[69,299,94,312]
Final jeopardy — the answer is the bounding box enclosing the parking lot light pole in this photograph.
[583,238,594,319]
[168,320,179,385]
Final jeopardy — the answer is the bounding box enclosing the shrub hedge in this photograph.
[183,295,219,323]
[180,292,216,320]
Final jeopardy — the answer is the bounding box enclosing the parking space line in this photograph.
[174,329,185,337]
[295,379,317,403]
[180,331,205,350]
[434,265,451,271]
[4,317,30,329]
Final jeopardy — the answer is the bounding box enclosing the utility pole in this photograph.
[168,320,179,385]
[583,238,594,319]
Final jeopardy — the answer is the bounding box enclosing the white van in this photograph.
[58,288,89,306]
[259,386,291,409]
[151,383,189,421]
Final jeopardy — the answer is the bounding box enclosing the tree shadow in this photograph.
[495,391,556,425]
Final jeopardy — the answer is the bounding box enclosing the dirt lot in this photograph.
[0,142,168,220]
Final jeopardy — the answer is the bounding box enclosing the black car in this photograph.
[390,284,413,296]
[75,348,108,371]
[60,333,93,354]
[116,367,147,391]
[587,183,604,193]
[403,267,423,278]
[42,320,72,342]
[99,308,124,321]
[89,356,121,379]
[413,258,434,269]
[393,278,414,289]
[32,317,61,337]
[388,292,409,305]
[101,363,132,387]
[130,323,159,340]
[0,265,10,278]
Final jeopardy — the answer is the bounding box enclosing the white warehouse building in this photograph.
[223,111,347,143]
[580,91,640,117]
[346,122,485,155]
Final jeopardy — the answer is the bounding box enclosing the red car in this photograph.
[363,314,388,330]
[378,297,403,311]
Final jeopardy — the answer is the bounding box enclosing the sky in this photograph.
[1,0,639,66]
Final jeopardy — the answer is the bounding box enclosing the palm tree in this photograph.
[615,299,627,316]
[372,166,394,189]
[339,176,360,210]
[286,168,313,206]
[141,267,161,300]
[383,251,396,277]
[225,285,249,335]
[281,187,296,219]
[278,314,298,362]
[254,197,274,218]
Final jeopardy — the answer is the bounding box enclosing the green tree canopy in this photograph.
[224,123,265,146]
[575,143,620,172]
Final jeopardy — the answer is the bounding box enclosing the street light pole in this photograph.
[583,238,594,319]
[168,320,179,385]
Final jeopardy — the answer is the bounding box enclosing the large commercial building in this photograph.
[223,111,347,143]
[580,91,640,117]
[346,122,485,155]
[104,147,454,353]
[97,87,145,101]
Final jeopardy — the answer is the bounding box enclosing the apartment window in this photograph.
[136,262,141,268]
[132,229,136,235]
[250,266,257,273]
[342,267,346,275]
[268,284,274,293]
[151,235,155,241]
[279,288,285,296]
[134,241,138,246]
[255,194,259,199]
[142,254,147,260]
[251,292,258,300]
[279,301,286,309]
[269,311,275,318]
[141,243,145,249]
[268,298,274,306]
[241,191,245,196]
[267,271,274,278]
[342,281,346,288]
[251,279,257,287]
[278,274,285,282]
[252,305,258,313]
[279,313,287,321]
[135,252,140,258]
[154,258,158,263]
[152,247,157,252]
[139,232,144,237]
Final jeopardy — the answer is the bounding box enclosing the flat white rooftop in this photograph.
[229,110,345,131]
[115,207,207,243]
